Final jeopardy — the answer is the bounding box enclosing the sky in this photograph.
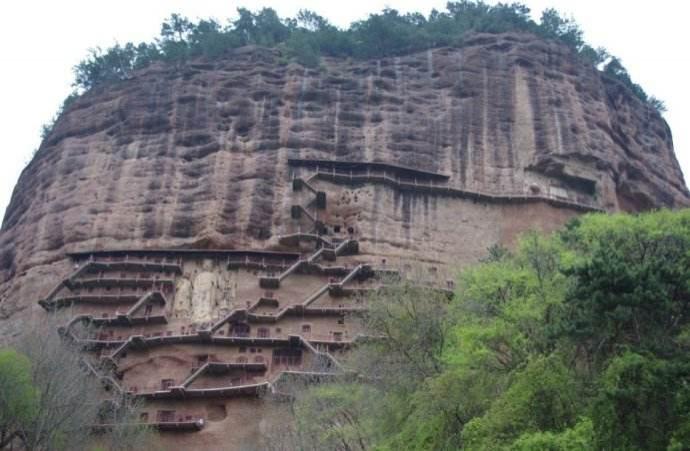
[0,1,688,222]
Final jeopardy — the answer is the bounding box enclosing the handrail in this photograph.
[303,284,330,307]
[206,305,251,334]
[287,158,451,181]
[299,177,319,195]
[40,293,143,311]
[64,310,168,334]
[43,260,93,298]
[295,336,344,372]
[307,247,325,264]
[70,275,175,288]
[93,418,204,432]
[75,259,183,274]
[313,170,602,212]
[132,381,269,399]
[277,233,335,248]
[68,249,299,260]
[125,291,166,317]
[336,264,365,287]
[82,358,125,395]
[181,361,268,388]
[294,204,316,223]
[278,260,304,282]
[334,239,358,256]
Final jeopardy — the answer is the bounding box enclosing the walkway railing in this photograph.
[288,158,451,182]
[311,168,602,212]
[69,274,175,289]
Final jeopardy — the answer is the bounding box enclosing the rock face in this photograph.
[0,32,688,449]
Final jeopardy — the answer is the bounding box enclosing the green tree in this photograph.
[0,316,154,450]
[539,8,584,49]
[559,211,690,362]
[160,13,193,42]
[281,209,690,450]
[510,418,594,451]
[73,44,138,90]
[592,352,688,450]
[0,349,38,448]
[285,31,320,68]
[462,355,581,449]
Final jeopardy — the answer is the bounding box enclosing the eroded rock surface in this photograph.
[1,31,688,340]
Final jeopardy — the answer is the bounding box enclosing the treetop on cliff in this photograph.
[69,2,659,112]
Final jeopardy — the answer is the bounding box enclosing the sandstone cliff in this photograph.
[1,31,688,334]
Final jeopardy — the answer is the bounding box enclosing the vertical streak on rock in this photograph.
[481,66,489,189]
[569,77,591,160]
[276,72,297,237]
[502,60,516,190]
[287,69,305,161]
[427,49,434,80]
[369,185,381,255]
[556,89,576,155]
[363,74,375,163]
[513,66,537,186]
[423,194,430,246]
[428,117,442,174]
[297,72,307,123]
[393,57,406,168]
[527,73,549,158]
[144,79,174,239]
[247,63,284,241]
[161,78,181,240]
[460,100,473,189]
[333,88,341,156]
[487,53,502,172]
[442,114,455,178]
[452,99,466,187]
[430,195,439,262]
[169,90,204,239]
[393,188,401,244]
[208,72,227,238]
[552,97,564,155]
[278,71,294,152]
[470,68,486,189]
[97,101,125,240]
[344,78,367,162]
[401,193,412,243]
[217,151,244,239]
[395,57,404,97]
